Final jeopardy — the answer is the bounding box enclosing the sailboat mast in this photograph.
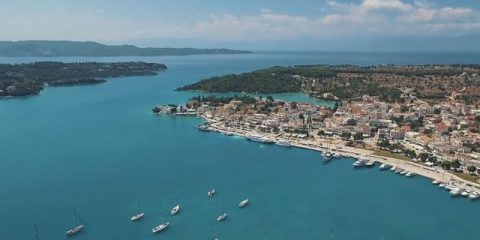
[34,224,39,240]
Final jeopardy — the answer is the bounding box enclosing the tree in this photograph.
[433,108,441,114]
[467,165,477,173]
[353,132,364,141]
[441,161,452,170]
[452,159,461,170]
[317,130,325,136]
[400,105,409,113]
[346,118,357,126]
[418,152,429,162]
[341,131,351,139]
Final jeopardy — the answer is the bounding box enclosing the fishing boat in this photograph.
[66,209,85,236]
[152,222,170,233]
[171,204,180,215]
[239,198,249,208]
[131,201,145,222]
[217,213,228,222]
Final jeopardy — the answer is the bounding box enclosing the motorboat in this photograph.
[208,188,216,198]
[171,205,180,215]
[461,190,470,197]
[469,192,479,200]
[239,198,249,208]
[432,180,440,185]
[450,188,462,197]
[400,170,408,175]
[439,183,446,188]
[405,172,415,177]
[379,163,389,170]
[353,160,365,168]
[390,166,397,171]
[152,222,170,233]
[217,213,228,222]
[365,161,375,168]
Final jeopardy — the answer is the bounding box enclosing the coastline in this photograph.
[199,115,480,193]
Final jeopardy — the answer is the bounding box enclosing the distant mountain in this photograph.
[0,40,252,57]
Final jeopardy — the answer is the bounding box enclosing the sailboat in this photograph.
[208,184,216,198]
[65,209,85,236]
[131,201,145,222]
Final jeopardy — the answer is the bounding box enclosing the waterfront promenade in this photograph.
[202,116,480,192]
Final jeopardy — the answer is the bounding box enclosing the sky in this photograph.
[1,0,480,51]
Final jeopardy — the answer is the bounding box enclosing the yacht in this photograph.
[171,205,180,215]
[353,160,365,168]
[450,188,462,197]
[365,161,375,168]
[469,192,479,200]
[400,170,408,175]
[152,222,170,233]
[66,209,85,236]
[405,172,415,177]
[208,188,216,198]
[461,190,470,197]
[239,198,249,208]
[379,163,389,170]
[217,213,228,222]
[276,141,292,147]
[131,201,145,222]
[247,135,274,144]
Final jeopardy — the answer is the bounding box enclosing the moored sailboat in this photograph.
[66,209,85,236]
[131,201,145,222]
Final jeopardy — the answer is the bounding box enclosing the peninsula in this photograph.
[177,64,480,104]
[0,40,252,57]
[0,61,166,97]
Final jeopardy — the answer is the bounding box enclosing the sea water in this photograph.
[0,52,479,240]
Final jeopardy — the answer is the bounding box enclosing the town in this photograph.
[154,90,480,198]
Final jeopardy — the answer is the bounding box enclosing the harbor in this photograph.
[197,116,480,199]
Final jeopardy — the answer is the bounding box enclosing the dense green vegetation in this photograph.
[0,61,166,97]
[0,41,252,57]
[177,64,480,103]
[177,66,335,93]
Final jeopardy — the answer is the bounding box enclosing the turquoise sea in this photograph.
[1,52,480,240]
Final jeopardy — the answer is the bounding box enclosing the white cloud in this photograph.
[0,0,478,42]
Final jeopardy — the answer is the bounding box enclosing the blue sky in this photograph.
[1,0,480,51]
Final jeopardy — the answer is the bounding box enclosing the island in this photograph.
[0,61,166,97]
[177,64,480,104]
[0,40,252,57]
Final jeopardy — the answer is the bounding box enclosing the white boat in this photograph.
[390,166,397,171]
[239,198,249,208]
[332,152,341,158]
[131,213,144,221]
[171,205,180,215]
[217,213,228,222]
[208,188,216,198]
[405,172,415,177]
[66,209,85,236]
[461,190,470,197]
[450,188,462,197]
[131,201,145,222]
[365,161,375,168]
[276,141,292,147]
[353,160,365,167]
[469,192,479,200]
[432,180,440,185]
[439,183,446,188]
[322,151,333,161]
[379,163,389,170]
[152,222,170,233]
[395,168,402,174]
[400,170,407,175]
